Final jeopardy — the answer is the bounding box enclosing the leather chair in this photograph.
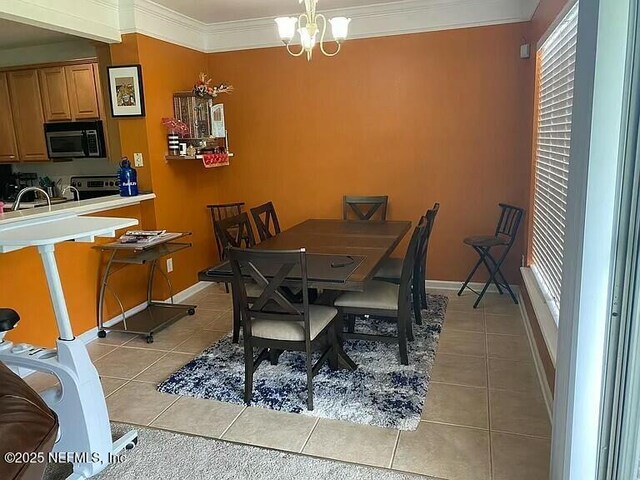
[0,311,59,480]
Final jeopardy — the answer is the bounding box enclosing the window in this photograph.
[531,1,579,322]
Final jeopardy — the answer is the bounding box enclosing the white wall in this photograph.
[0,39,97,68]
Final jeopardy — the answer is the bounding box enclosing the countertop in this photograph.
[0,193,156,228]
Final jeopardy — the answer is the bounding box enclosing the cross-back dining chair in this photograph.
[343,195,389,221]
[213,212,257,253]
[250,201,281,241]
[335,218,426,365]
[457,203,524,308]
[227,246,341,410]
[374,203,440,324]
[214,212,258,343]
[207,202,245,260]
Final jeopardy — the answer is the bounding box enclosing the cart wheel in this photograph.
[145,335,154,344]
[97,330,107,339]
[125,436,138,450]
[187,308,196,316]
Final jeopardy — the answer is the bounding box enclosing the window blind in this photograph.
[531,1,579,321]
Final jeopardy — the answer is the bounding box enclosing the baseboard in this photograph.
[518,290,554,421]
[426,279,520,295]
[19,281,212,379]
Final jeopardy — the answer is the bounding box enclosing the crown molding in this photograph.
[204,0,535,53]
[0,0,539,54]
[0,0,121,43]
[118,0,208,51]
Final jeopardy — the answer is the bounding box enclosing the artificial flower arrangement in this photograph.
[161,117,190,136]
[192,72,234,98]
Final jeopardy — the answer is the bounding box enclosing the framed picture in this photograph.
[107,65,145,117]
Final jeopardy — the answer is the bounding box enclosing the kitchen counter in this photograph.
[0,193,156,228]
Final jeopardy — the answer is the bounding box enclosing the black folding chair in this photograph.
[343,195,388,221]
[228,247,343,410]
[458,203,524,308]
[250,201,281,241]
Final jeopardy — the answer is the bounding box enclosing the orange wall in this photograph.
[110,34,222,299]
[1,205,148,347]
[208,23,533,281]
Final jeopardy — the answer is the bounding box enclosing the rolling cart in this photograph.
[97,232,196,343]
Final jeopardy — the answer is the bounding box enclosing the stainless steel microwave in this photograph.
[44,121,106,159]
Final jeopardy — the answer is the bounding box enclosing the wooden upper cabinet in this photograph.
[0,73,18,162]
[8,69,48,162]
[39,66,72,121]
[65,64,100,119]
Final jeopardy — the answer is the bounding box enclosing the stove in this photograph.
[70,175,119,200]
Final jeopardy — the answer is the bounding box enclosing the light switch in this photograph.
[133,152,144,167]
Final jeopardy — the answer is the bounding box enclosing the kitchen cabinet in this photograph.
[66,64,100,119]
[0,73,18,162]
[8,69,49,162]
[39,66,72,121]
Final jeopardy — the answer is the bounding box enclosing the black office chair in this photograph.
[250,202,281,241]
[457,203,524,308]
[343,195,388,221]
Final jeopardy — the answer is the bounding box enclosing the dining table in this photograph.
[199,218,413,291]
[198,218,413,370]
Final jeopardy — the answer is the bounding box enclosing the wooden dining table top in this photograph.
[199,218,412,291]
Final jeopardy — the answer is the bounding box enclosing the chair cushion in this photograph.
[463,235,509,247]
[334,281,399,311]
[251,305,338,342]
[373,257,403,283]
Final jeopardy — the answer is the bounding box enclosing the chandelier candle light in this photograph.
[275,0,351,61]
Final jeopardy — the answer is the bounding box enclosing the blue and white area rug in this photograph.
[158,294,448,431]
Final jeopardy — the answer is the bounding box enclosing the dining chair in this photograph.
[457,203,524,308]
[213,212,257,253]
[374,203,440,324]
[343,195,389,221]
[227,246,341,410]
[334,219,426,365]
[214,212,259,343]
[207,202,245,260]
[250,201,281,241]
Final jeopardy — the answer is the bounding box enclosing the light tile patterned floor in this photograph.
[26,285,551,480]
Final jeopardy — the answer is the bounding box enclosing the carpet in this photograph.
[45,423,436,480]
[158,294,447,431]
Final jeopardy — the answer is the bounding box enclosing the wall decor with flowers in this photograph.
[164,73,234,168]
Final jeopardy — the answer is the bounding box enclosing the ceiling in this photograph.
[152,0,407,24]
[0,19,78,49]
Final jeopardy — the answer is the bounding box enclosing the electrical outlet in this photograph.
[166,258,173,273]
[133,152,144,167]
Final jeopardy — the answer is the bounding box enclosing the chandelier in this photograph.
[275,0,351,61]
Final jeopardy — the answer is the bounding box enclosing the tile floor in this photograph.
[26,285,551,480]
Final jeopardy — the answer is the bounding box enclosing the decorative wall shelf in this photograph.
[165,153,234,161]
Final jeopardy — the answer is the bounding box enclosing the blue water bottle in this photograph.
[118,157,138,197]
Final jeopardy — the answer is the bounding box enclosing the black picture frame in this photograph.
[106,64,146,117]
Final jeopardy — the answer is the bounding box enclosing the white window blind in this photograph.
[531,1,579,322]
